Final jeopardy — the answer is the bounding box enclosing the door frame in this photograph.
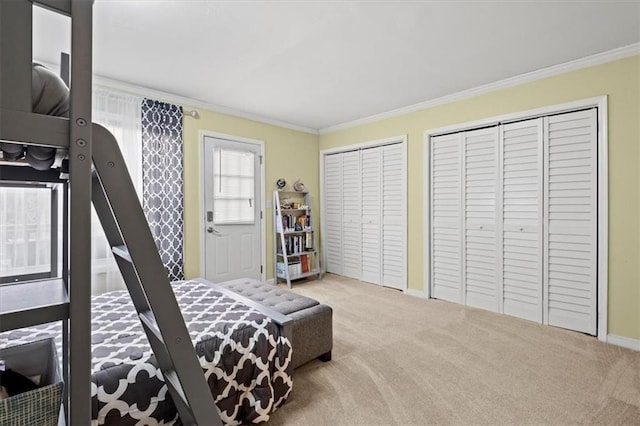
[423,96,608,341]
[199,130,266,281]
[319,135,408,291]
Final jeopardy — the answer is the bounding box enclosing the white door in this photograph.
[501,118,543,323]
[203,136,262,282]
[360,147,381,284]
[544,109,597,335]
[324,153,343,275]
[341,150,362,279]
[381,143,405,290]
[431,133,463,303]
[464,127,500,311]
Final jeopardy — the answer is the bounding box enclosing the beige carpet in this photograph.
[266,274,640,425]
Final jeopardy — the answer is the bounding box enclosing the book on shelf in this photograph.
[276,261,302,277]
[305,232,313,250]
[288,261,301,277]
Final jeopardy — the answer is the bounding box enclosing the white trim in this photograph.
[423,96,608,340]
[404,288,429,299]
[199,130,266,282]
[319,135,407,156]
[426,96,608,137]
[597,98,609,341]
[318,152,326,274]
[94,76,318,134]
[607,334,640,351]
[265,278,275,286]
[422,134,431,299]
[319,135,408,291]
[320,43,639,134]
[400,135,408,293]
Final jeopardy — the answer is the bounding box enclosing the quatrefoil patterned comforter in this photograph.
[0,280,293,425]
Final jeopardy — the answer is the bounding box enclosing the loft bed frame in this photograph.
[0,1,289,424]
[0,1,94,424]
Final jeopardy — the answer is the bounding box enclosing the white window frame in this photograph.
[211,146,258,225]
[423,96,608,341]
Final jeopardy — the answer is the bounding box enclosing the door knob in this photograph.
[207,227,220,235]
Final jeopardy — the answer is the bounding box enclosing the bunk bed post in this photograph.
[0,0,32,114]
[62,181,70,422]
[67,0,94,424]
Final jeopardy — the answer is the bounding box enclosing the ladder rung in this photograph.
[163,369,196,425]
[163,369,188,404]
[139,311,164,344]
[112,245,131,262]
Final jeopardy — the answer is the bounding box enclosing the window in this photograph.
[0,87,142,294]
[0,184,60,283]
[212,147,255,224]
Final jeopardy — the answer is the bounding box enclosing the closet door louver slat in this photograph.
[501,119,543,323]
[341,151,362,279]
[361,148,381,284]
[324,154,343,274]
[431,133,462,303]
[464,127,499,311]
[382,143,404,289]
[544,109,597,335]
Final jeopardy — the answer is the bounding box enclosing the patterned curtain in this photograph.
[141,99,184,281]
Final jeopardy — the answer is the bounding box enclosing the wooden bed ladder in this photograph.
[90,124,223,426]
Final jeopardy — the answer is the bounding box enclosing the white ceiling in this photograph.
[33,1,640,132]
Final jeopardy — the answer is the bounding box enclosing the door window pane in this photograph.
[212,147,255,224]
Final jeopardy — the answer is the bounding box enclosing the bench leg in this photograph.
[317,351,331,363]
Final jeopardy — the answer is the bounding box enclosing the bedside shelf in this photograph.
[0,278,69,332]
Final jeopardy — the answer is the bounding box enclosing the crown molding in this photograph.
[36,59,318,135]
[319,42,640,135]
[91,75,319,135]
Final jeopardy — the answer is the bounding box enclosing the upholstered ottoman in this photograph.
[215,278,333,369]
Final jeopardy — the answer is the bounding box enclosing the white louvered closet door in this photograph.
[464,127,500,311]
[431,133,463,303]
[341,150,362,279]
[501,118,543,323]
[324,154,343,274]
[360,147,381,284]
[544,109,597,335]
[381,143,405,289]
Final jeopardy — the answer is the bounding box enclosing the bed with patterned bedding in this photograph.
[0,280,293,425]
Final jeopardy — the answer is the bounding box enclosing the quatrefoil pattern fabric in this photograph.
[0,281,293,425]
[141,99,185,281]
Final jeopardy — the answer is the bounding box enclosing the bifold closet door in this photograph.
[544,109,597,335]
[501,118,543,323]
[360,147,381,284]
[341,150,362,279]
[381,144,404,289]
[431,133,462,303]
[324,154,343,275]
[463,127,500,311]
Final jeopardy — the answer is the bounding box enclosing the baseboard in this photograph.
[265,278,275,285]
[404,288,428,299]
[607,334,640,351]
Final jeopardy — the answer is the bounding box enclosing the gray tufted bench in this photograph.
[213,278,332,369]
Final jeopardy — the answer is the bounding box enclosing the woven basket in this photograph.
[0,339,63,426]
